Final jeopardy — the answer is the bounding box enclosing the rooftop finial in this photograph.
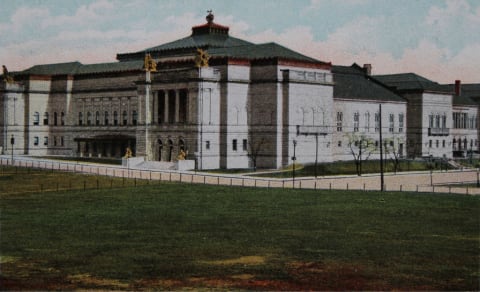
[206,10,214,23]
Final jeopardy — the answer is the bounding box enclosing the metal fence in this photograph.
[1,156,479,195]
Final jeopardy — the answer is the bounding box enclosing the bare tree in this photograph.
[247,137,267,171]
[384,136,405,173]
[346,133,375,176]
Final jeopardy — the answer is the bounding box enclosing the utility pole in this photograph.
[292,140,297,189]
[379,104,384,191]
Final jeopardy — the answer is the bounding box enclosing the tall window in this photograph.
[61,112,65,126]
[122,111,128,126]
[78,112,83,126]
[429,114,434,128]
[43,112,49,125]
[33,112,40,125]
[34,136,39,146]
[389,114,394,133]
[336,112,343,132]
[243,139,248,151]
[435,114,440,128]
[364,112,370,132]
[132,110,138,125]
[54,112,58,126]
[44,136,48,146]
[104,111,109,125]
[353,112,359,132]
[375,112,380,132]
[95,111,100,126]
[87,112,92,126]
[113,111,118,126]
[399,113,404,133]
[442,114,446,129]
[232,139,238,151]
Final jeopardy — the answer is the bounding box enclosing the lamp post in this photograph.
[10,134,14,165]
[292,140,297,189]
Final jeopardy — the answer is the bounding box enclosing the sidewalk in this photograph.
[1,155,479,195]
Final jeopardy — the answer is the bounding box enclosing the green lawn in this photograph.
[1,175,479,290]
[255,159,451,178]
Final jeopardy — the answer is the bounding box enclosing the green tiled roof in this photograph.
[117,18,327,65]
[22,62,82,75]
[374,73,447,92]
[438,84,479,106]
[208,42,321,63]
[144,33,253,52]
[17,60,144,76]
[333,65,406,103]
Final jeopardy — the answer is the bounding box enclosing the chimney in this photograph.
[363,64,372,75]
[455,80,461,96]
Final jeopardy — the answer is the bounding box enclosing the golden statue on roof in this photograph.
[194,48,210,68]
[2,65,14,83]
[144,54,157,72]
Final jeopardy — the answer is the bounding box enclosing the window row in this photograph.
[336,112,404,133]
[452,112,477,129]
[33,112,64,126]
[78,110,138,126]
[33,136,65,147]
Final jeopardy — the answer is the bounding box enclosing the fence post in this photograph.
[347,183,349,190]
[329,182,332,190]
[314,180,317,190]
[400,185,403,192]
[363,183,366,191]
[217,177,220,185]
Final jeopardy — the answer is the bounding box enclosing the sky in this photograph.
[0,0,479,83]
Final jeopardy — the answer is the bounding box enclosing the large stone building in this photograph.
[1,12,478,169]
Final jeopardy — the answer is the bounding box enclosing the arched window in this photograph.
[95,111,100,126]
[113,111,118,126]
[167,139,174,161]
[78,112,83,126]
[179,138,185,151]
[104,111,109,125]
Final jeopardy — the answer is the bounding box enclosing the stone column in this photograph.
[164,92,169,124]
[153,91,158,124]
[175,89,180,123]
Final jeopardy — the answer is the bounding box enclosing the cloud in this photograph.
[41,0,115,28]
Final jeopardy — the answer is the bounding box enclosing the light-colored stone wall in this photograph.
[333,99,407,161]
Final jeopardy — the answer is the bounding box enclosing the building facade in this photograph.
[1,13,478,169]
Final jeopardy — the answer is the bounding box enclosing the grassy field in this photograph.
[254,159,451,178]
[1,171,479,290]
